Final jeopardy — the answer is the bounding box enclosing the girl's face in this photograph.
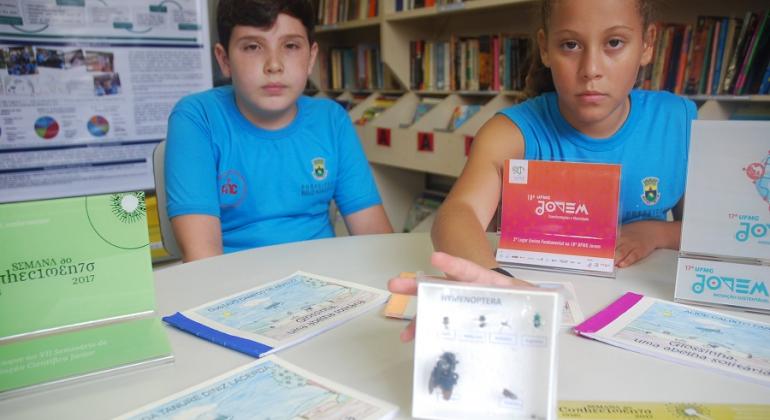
[538,0,654,138]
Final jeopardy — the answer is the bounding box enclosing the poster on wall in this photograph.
[0,0,213,203]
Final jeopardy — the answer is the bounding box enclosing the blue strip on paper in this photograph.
[162,313,273,358]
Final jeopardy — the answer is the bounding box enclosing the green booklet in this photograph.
[0,192,156,339]
[0,192,172,395]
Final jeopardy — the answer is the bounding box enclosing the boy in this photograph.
[165,0,392,262]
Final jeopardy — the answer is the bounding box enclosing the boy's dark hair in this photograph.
[217,0,316,50]
[524,0,655,98]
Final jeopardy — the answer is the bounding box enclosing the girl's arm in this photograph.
[431,115,525,270]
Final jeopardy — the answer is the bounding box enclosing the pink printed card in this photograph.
[496,160,621,275]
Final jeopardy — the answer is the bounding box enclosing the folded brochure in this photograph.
[164,271,389,357]
[117,355,397,420]
[575,292,770,387]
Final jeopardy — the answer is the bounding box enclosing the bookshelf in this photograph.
[311,0,770,232]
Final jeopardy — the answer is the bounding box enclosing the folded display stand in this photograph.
[676,121,770,313]
[0,192,172,396]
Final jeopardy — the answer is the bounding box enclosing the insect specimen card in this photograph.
[412,279,561,420]
[575,292,770,387]
[163,271,389,357]
[385,279,584,327]
[117,355,398,420]
[496,159,621,276]
[676,121,770,313]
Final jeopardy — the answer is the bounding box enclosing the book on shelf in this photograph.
[324,44,383,90]
[334,92,369,111]
[575,292,770,387]
[315,0,378,25]
[0,192,173,395]
[648,9,770,96]
[407,96,441,126]
[759,61,770,93]
[355,95,397,125]
[410,34,531,92]
[446,104,481,130]
[117,355,398,420]
[699,17,716,94]
[674,24,693,93]
[737,9,770,95]
[722,12,755,94]
[396,0,461,11]
[163,271,389,358]
[402,190,444,232]
[716,18,739,94]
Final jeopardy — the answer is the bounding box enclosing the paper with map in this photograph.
[575,293,770,387]
[163,271,389,357]
[117,356,398,420]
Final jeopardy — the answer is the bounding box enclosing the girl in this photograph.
[390,0,697,342]
[432,0,697,271]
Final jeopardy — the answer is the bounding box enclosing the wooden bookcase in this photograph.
[312,0,770,232]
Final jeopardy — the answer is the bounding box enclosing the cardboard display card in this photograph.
[676,121,770,312]
[679,121,770,261]
[676,257,770,313]
[0,192,172,396]
[0,318,172,394]
[496,160,621,275]
[412,280,560,420]
[0,192,156,340]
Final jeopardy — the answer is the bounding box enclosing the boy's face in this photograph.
[215,13,317,128]
[537,0,653,137]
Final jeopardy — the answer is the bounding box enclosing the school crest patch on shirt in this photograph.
[218,169,247,208]
[312,157,327,181]
[641,176,660,205]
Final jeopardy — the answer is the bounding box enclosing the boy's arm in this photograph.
[431,115,525,270]
[165,101,222,263]
[171,214,223,262]
[343,204,393,235]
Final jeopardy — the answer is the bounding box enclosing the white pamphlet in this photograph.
[163,271,389,357]
[117,356,398,420]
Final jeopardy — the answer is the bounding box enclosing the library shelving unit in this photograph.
[311,0,770,232]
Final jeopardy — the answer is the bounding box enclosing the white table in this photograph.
[3,233,769,419]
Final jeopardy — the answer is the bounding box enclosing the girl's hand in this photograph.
[615,220,676,268]
[388,251,535,342]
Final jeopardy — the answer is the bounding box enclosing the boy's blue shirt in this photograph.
[498,89,698,224]
[165,85,382,253]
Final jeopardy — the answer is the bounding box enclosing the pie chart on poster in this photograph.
[85,192,149,249]
[87,115,110,137]
[34,116,59,140]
